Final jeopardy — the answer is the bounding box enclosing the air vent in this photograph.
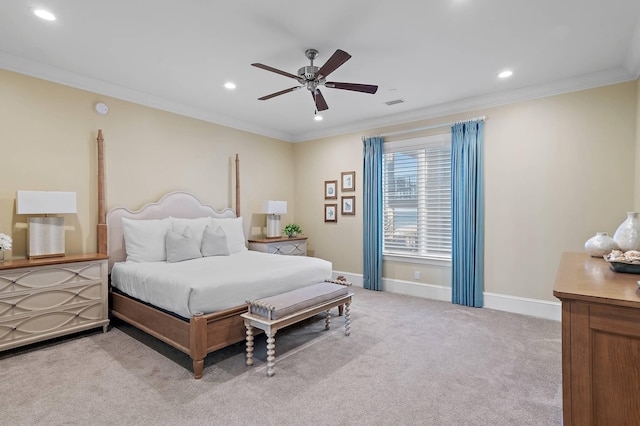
[385,99,405,106]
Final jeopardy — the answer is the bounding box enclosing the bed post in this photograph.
[235,153,240,217]
[190,313,206,379]
[97,129,107,255]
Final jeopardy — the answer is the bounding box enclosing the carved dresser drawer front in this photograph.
[0,303,103,345]
[248,238,308,256]
[0,262,102,295]
[0,281,103,318]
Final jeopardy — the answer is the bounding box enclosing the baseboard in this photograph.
[483,292,561,321]
[332,271,561,321]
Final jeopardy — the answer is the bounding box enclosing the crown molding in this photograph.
[0,51,291,142]
[292,67,637,142]
[1,50,636,144]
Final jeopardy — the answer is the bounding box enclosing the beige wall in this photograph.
[295,81,638,302]
[2,68,637,304]
[0,69,295,258]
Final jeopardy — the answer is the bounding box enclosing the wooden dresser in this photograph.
[553,252,640,425]
[0,253,109,351]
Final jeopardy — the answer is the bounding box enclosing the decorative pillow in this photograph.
[170,217,210,249]
[165,226,202,263]
[201,225,230,257]
[210,217,247,253]
[122,217,171,263]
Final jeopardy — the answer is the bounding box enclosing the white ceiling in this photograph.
[1,1,639,142]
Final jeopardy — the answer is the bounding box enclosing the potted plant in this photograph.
[283,223,302,238]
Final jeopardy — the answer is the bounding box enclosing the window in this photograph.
[382,134,451,261]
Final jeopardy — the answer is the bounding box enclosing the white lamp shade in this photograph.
[16,191,77,214]
[261,200,287,215]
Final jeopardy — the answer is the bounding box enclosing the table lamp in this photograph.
[16,190,77,258]
[262,200,287,238]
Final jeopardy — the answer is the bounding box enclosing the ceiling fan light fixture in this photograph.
[224,82,236,90]
[314,115,323,121]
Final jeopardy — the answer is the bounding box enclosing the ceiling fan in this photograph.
[251,48,378,112]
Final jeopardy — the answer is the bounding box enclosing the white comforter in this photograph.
[110,251,332,318]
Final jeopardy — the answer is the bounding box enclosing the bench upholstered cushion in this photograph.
[248,282,348,320]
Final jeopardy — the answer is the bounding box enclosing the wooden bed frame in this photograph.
[96,130,249,379]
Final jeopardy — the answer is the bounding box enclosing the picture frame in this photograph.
[324,204,337,222]
[324,180,338,199]
[341,196,355,215]
[341,171,356,192]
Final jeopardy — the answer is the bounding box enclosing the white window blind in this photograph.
[382,134,452,260]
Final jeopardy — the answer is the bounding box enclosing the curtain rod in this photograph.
[376,115,487,138]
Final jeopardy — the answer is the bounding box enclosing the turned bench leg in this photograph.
[266,332,276,377]
[325,310,331,330]
[245,324,254,366]
[344,300,351,336]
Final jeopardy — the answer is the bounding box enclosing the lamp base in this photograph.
[28,217,66,259]
[266,214,281,239]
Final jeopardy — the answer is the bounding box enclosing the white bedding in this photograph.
[110,251,332,318]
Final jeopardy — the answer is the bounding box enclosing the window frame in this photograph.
[382,133,452,266]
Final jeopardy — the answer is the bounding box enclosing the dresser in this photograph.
[0,253,109,351]
[553,252,640,425]
[248,236,307,256]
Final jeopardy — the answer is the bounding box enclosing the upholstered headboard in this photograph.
[106,191,236,272]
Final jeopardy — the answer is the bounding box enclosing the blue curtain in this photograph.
[363,136,383,291]
[451,121,485,307]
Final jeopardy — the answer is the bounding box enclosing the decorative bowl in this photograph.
[603,254,640,274]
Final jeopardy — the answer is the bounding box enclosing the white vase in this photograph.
[584,232,618,257]
[0,249,4,263]
[613,212,640,252]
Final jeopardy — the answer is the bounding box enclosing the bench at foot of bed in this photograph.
[241,282,353,377]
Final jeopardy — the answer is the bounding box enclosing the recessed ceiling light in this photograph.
[314,115,323,121]
[498,70,513,79]
[34,9,56,21]
[224,82,236,90]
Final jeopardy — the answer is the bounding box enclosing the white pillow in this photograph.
[166,226,202,263]
[210,217,247,253]
[170,217,210,249]
[201,225,230,257]
[122,217,171,263]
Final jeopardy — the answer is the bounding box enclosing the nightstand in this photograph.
[248,236,307,256]
[0,253,109,351]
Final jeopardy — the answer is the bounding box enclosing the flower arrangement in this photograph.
[283,223,302,238]
[0,233,12,251]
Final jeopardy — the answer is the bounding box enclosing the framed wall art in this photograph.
[341,196,355,215]
[324,180,338,199]
[341,171,355,192]
[324,204,337,222]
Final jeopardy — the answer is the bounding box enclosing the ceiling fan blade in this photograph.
[325,82,378,94]
[312,89,329,111]
[316,49,351,79]
[258,86,301,100]
[251,63,300,80]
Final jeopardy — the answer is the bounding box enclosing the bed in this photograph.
[95,131,332,378]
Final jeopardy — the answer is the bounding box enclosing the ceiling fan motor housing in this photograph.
[298,65,319,81]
